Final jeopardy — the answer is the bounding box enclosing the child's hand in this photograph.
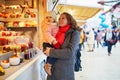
[53,40,57,45]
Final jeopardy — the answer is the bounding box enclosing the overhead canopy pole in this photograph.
[52,0,59,11]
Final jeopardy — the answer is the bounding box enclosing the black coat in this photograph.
[104,32,117,45]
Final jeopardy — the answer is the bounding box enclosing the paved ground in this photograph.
[75,42,120,80]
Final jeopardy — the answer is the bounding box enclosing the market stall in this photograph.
[0,0,48,80]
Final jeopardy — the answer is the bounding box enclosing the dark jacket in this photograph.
[104,32,117,45]
[47,28,80,80]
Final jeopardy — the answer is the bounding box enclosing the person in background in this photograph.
[80,29,85,50]
[41,11,59,75]
[96,30,103,48]
[86,28,95,52]
[112,28,118,47]
[118,29,120,42]
[104,28,116,56]
[44,12,80,80]
[74,28,84,71]
[92,28,97,48]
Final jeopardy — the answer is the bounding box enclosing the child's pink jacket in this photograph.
[42,22,59,44]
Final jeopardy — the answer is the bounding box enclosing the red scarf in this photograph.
[53,25,70,49]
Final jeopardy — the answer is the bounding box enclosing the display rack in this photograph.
[7,27,37,31]
[0,18,37,22]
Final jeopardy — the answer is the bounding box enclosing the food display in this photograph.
[24,48,37,60]
[0,37,9,46]
[9,55,20,66]
[0,30,32,76]
[0,30,36,64]
[0,31,18,36]
[0,31,18,52]
[0,10,37,28]
[0,0,38,79]
[2,45,11,53]
[0,31,19,53]
[0,22,7,31]
[0,30,32,53]
[0,66,5,76]
[0,60,10,69]
[6,21,37,27]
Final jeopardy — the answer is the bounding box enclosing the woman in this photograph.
[44,12,80,80]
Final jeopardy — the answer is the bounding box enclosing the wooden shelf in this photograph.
[7,27,37,31]
[0,18,37,22]
[0,8,37,22]
[6,18,37,22]
[0,17,5,21]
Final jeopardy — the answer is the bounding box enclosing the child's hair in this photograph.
[45,11,57,22]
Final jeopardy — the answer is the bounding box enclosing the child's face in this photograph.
[45,16,55,23]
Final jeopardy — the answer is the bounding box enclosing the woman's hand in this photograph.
[44,47,51,56]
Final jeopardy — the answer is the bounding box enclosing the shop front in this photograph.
[0,0,48,80]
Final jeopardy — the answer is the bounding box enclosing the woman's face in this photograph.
[58,14,68,27]
[45,16,55,23]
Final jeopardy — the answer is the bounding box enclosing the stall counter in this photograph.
[0,49,47,80]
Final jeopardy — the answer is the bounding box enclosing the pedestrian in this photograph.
[74,28,84,71]
[92,28,97,48]
[44,12,80,80]
[104,28,117,56]
[86,28,95,52]
[96,30,103,48]
[118,29,120,42]
[79,29,85,50]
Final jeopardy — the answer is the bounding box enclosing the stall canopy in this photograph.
[57,4,102,20]
[56,0,103,26]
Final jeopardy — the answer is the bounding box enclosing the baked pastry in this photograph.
[0,66,5,76]
[0,60,10,69]
[9,55,20,66]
